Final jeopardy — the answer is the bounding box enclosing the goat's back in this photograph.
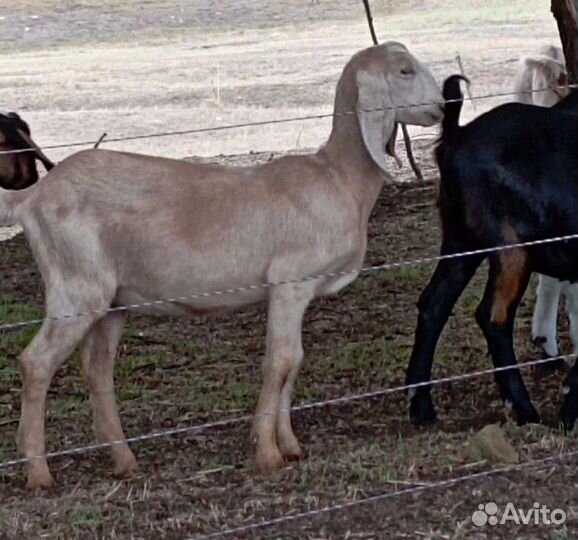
[16,149,366,314]
[435,103,578,281]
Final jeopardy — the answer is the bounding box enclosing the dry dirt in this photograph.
[1,1,577,540]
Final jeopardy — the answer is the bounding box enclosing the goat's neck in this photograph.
[322,115,386,222]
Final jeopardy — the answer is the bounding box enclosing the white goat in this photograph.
[513,45,577,359]
[514,45,568,107]
[0,42,443,489]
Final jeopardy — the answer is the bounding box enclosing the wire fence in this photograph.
[1,84,576,157]
[1,232,577,333]
[1,61,577,538]
[0,353,572,472]
[192,450,578,538]
[191,448,578,538]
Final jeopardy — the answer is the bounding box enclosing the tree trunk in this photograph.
[552,0,578,83]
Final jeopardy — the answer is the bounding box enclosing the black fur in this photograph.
[406,77,578,431]
[0,111,52,190]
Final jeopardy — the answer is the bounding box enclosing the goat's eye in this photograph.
[400,67,415,77]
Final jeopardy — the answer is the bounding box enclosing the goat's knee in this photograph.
[475,299,539,425]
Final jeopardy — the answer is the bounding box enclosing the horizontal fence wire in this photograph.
[1,23,576,540]
[1,84,576,156]
[190,449,578,539]
[0,353,571,471]
[1,233,578,333]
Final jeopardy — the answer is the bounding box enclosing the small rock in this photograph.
[467,424,519,464]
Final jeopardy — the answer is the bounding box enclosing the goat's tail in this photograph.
[441,75,469,139]
[0,189,28,227]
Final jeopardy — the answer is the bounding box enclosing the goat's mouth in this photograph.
[422,106,444,125]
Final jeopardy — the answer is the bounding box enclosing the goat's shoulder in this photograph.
[251,152,337,187]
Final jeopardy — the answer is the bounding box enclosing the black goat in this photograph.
[0,111,53,189]
[406,76,578,430]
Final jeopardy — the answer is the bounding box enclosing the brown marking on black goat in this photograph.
[491,223,528,325]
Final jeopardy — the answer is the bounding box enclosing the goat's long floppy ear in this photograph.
[524,56,566,77]
[16,128,55,171]
[356,70,396,173]
[385,122,402,167]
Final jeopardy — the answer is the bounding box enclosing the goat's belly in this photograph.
[530,240,578,283]
[318,270,360,296]
[114,285,268,317]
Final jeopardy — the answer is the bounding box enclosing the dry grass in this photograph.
[0,0,560,161]
[1,1,576,539]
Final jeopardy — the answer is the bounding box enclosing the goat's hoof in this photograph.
[559,408,577,434]
[515,405,540,426]
[559,395,578,434]
[409,396,437,426]
[113,452,138,478]
[26,469,55,490]
[256,447,284,474]
[279,440,304,462]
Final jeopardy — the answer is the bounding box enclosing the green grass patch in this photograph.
[69,504,103,533]
[0,302,43,353]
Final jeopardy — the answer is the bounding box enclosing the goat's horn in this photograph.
[16,128,55,171]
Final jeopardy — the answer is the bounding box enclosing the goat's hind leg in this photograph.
[559,284,578,431]
[18,313,101,489]
[560,359,578,432]
[253,282,313,473]
[475,251,539,425]
[531,275,569,372]
[532,274,562,357]
[80,311,136,477]
[406,250,484,425]
[565,283,578,356]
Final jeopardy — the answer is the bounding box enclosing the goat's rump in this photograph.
[436,101,578,283]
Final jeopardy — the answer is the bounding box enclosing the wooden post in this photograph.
[551,0,578,83]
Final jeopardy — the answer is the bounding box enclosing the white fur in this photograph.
[514,45,577,358]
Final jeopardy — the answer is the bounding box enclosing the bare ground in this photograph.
[1,145,577,539]
[1,1,577,539]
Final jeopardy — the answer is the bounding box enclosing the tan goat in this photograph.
[0,42,443,489]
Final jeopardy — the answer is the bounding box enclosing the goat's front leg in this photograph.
[18,315,99,489]
[558,283,578,430]
[565,283,578,356]
[475,251,539,425]
[406,251,484,425]
[80,311,137,477]
[560,359,578,432]
[253,282,313,474]
[532,275,563,357]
